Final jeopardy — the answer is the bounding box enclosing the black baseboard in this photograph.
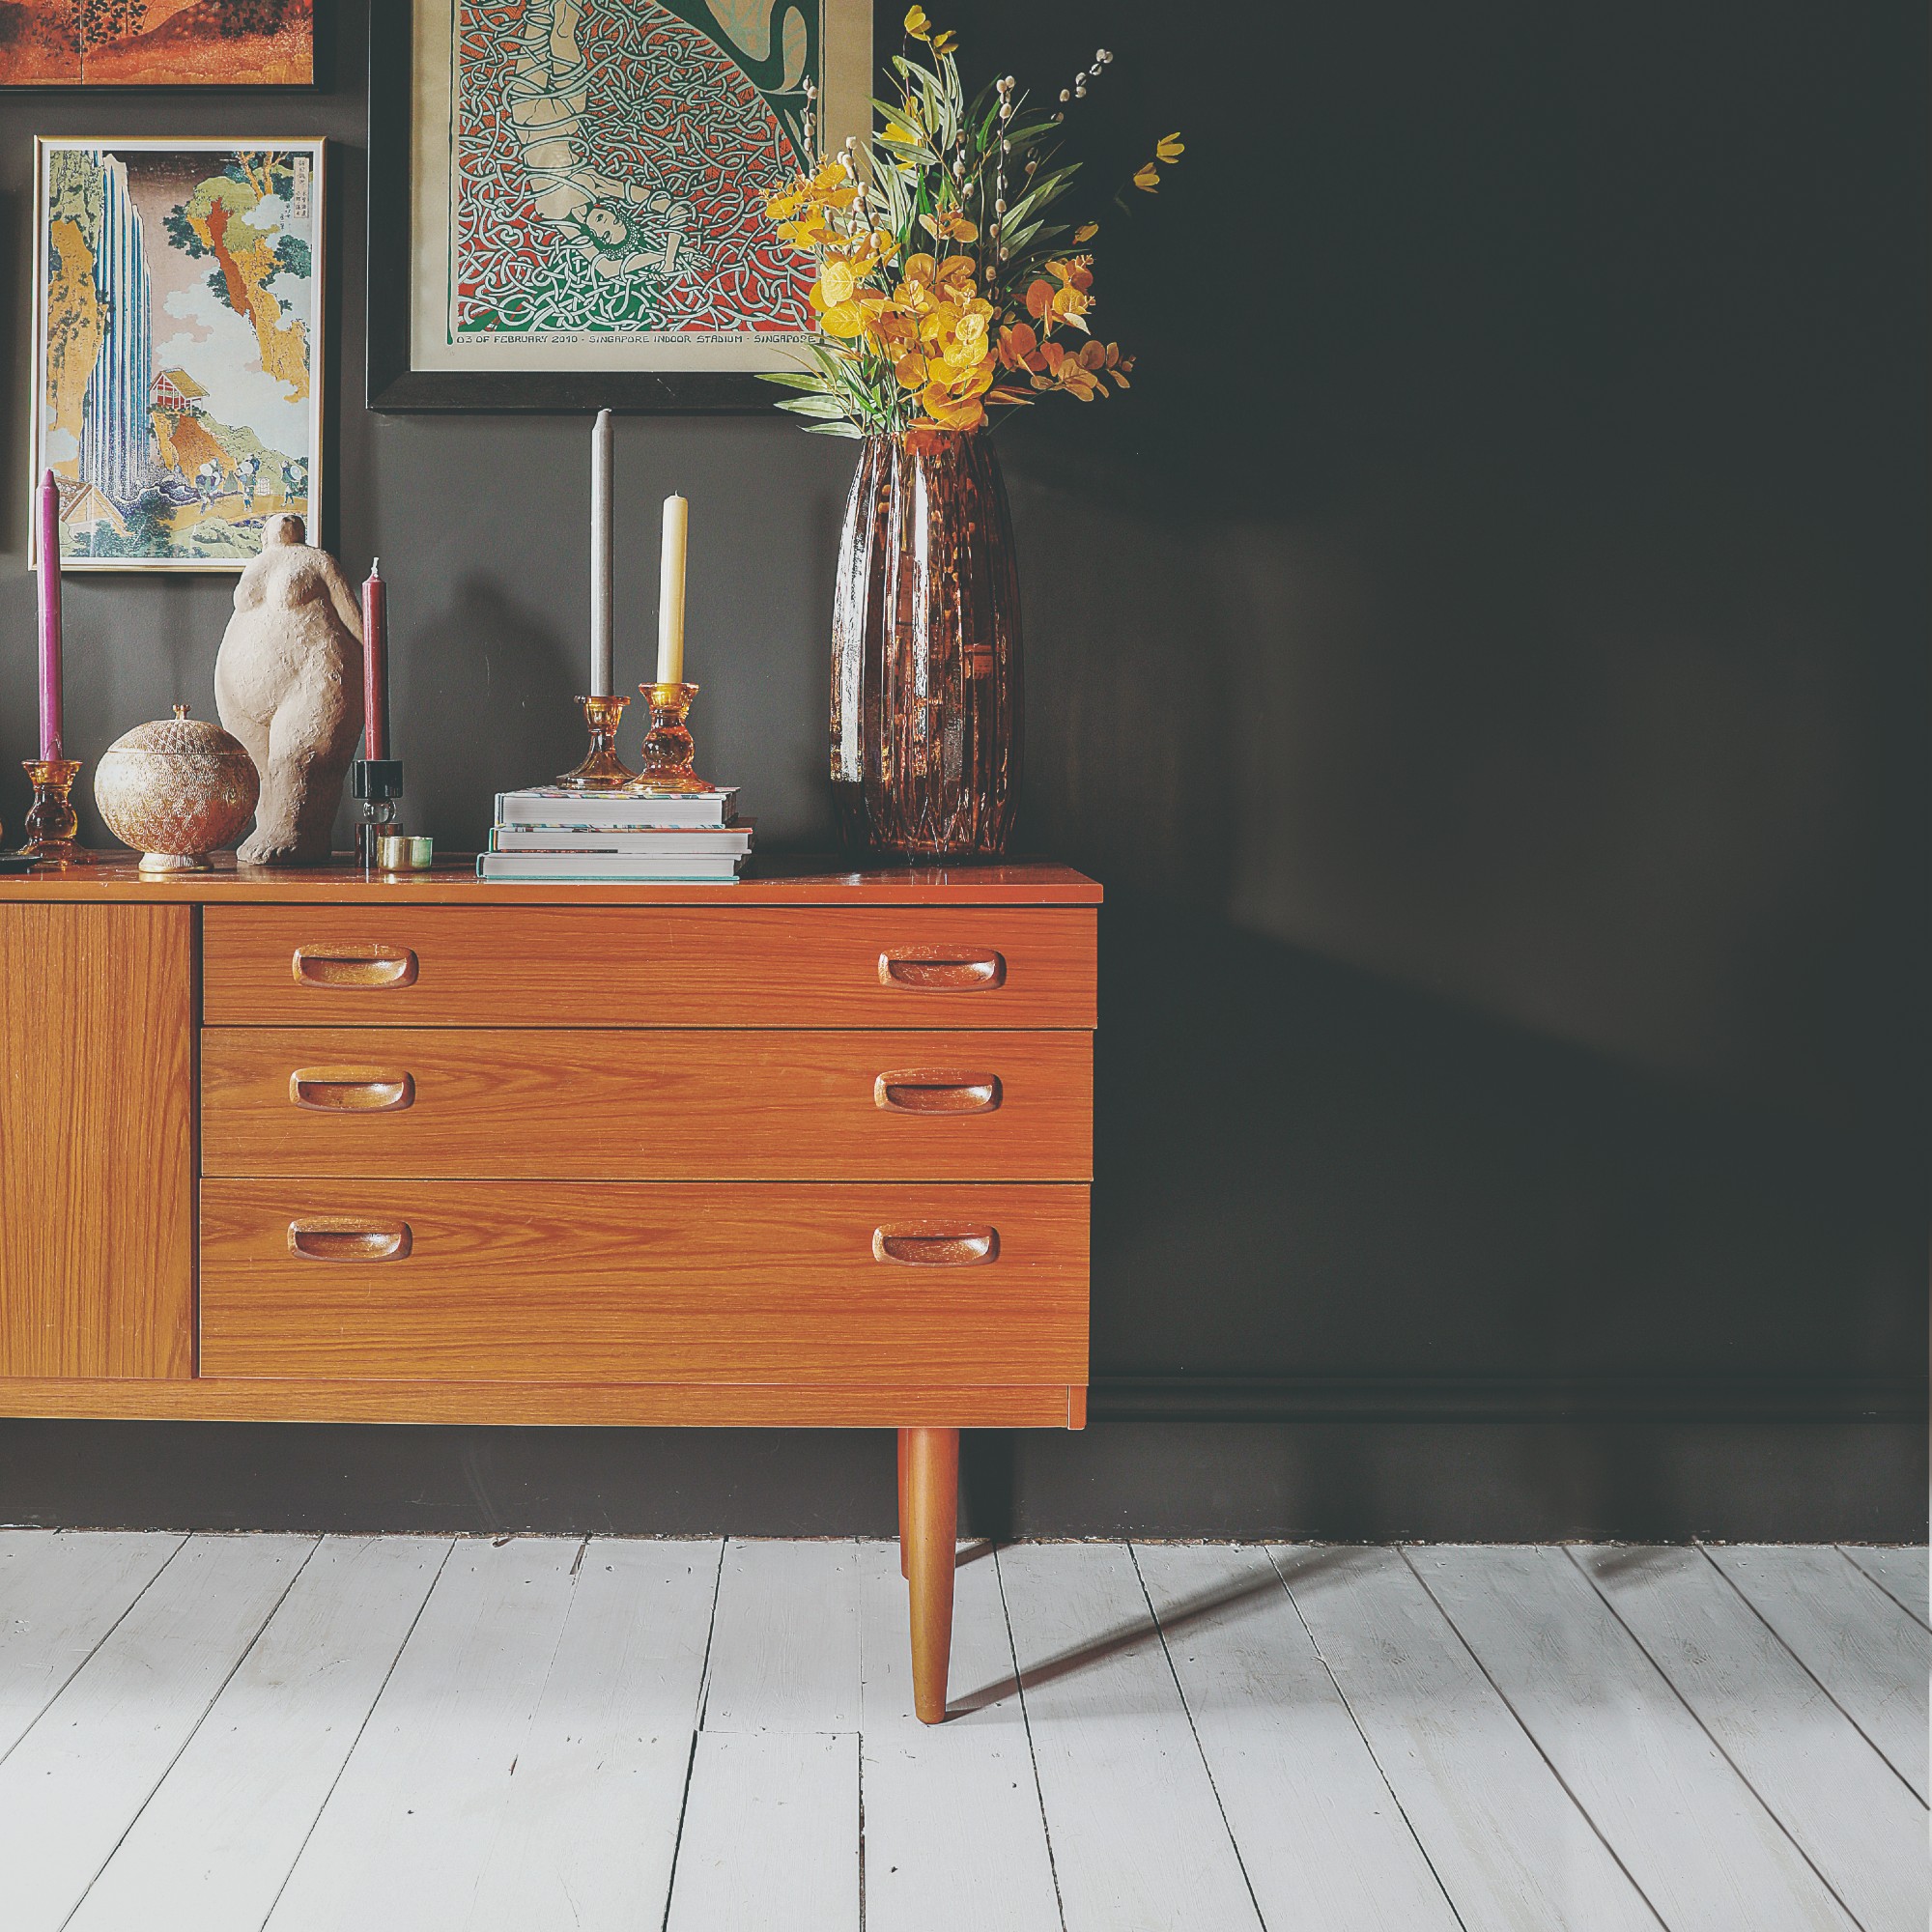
[0,1404,1921,1543]
[1091,1374,1927,1424]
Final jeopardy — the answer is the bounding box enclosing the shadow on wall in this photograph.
[352,573,583,852]
[1085,905,1919,1386]
[999,454,1921,1399]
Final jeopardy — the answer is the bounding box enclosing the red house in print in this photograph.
[152,368,206,416]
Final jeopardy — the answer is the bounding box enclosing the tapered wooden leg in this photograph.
[902,1426,959,1725]
[896,1428,910,1578]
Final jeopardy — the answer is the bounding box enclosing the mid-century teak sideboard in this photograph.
[0,856,1098,1723]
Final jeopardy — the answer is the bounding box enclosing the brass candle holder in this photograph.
[20,757,84,864]
[626,681,710,793]
[555,693,635,790]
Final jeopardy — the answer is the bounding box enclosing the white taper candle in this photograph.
[589,409,613,696]
[657,491,688,685]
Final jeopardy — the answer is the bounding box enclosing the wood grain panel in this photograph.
[200,1179,1088,1384]
[0,905,194,1379]
[0,1379,1079,1427]
[201,1029,1093,1180]
[0,855,1103,907]
[204,906,1095,1030]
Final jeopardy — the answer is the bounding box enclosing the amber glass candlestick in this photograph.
[627,681,710,793]
[554,693,635,790]
[20,756,83,863]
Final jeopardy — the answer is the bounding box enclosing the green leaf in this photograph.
[776,392,854,418]
[1003,163,1081,231]
[756,370,830,391]
[803,419,867,438]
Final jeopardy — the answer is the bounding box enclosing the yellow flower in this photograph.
[903,5,929,37]
[818,299,872,339]
[935,252,978,293]
[766,159,861,251]
[1155,132,1184,162]
[930,29,958,56]
[893,252,941,313]
[1023,257,1093,330]
[922,384,987,432]
[817,258,857,307]
[1132,163,1160,192]
[919,295,996,378]
[882,98,925,147]
[1073,222,1099,243]
[873,307,920,355]
[1033,340,1104,400]
[920,207,979,244]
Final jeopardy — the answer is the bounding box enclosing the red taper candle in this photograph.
[361,557,388,760]
[36,469,63,760]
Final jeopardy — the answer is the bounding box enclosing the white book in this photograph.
[477,851,744,882]
[497,786,737,829]
[489,823,754,856]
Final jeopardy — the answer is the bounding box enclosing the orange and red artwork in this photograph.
[0,0,313,87]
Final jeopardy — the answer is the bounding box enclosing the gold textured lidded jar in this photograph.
[94,704,261,872]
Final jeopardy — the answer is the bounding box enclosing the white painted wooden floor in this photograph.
[0,1535,1923,1931]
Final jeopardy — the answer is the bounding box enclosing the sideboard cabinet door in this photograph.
[0,905,194,1378]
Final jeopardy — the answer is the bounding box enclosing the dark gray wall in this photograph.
[0,2,1923,1539]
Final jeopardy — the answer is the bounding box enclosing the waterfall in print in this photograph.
[79,155,154,508]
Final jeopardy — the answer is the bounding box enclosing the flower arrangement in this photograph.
[761,10,1181,447]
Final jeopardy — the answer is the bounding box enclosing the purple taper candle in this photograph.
[36,469,62,760]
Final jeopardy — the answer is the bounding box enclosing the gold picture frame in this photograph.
[30,135,327,572]
[371,0,871,412]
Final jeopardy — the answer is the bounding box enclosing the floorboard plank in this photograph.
[1706,1546,1928,1801]
[1134,1543,1461,1932]
[1577,1545,1928,1932]
[265,1536,582,1932]
[1273,1544,1662,1932]
[0,1529,185,1761]
[0,1533,313,1932]
[702,1538,862,1734]
[665,1732,859,1932]
[70,1536,448,1932]
[998,1539,1263,1932]
[468,1539,722,1932]
[1415,1545,1854,1932]
[1839,1548,1930,1630]
[858,1541,1060,1932]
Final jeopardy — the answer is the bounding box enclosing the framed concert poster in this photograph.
[29,136,326,570]
[368,0,873,412]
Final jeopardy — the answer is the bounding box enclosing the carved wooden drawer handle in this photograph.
[873,1225,999,1265]
[288,1218,412,1262]
[289,1067,416,1112]
[878,948,1006,991]
[874,1069,1002,1114]
[292,943,419,989]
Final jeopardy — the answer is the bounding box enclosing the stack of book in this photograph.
[477,787,751,882]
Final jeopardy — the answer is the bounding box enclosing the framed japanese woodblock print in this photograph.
[368,0,872,412]
[30,137,325,569]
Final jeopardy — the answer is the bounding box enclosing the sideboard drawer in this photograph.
[200,1028,1093,1180]
[202,906,1095,1029]
[200,1179,1089,1384]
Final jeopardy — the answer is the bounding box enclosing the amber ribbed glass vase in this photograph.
[830,431,1022,859]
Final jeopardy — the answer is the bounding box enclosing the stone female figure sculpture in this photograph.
[214,514,363,865]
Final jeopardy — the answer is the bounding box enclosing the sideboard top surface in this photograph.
[0,853,1102,906]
